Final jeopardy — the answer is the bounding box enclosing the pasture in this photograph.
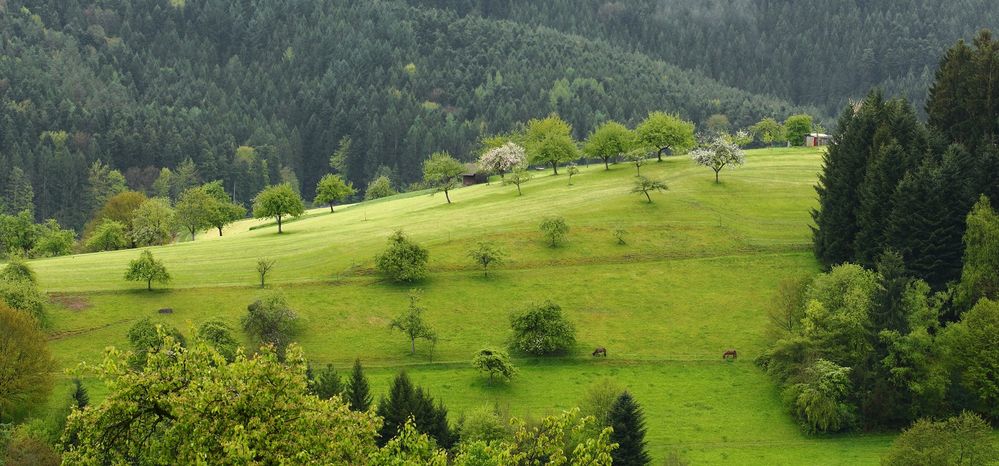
[32,147,895,464]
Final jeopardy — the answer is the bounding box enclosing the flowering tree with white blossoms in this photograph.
[478,142,526,179]
[690,137,746,184]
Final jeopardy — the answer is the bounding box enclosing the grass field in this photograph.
[29,147,899,464]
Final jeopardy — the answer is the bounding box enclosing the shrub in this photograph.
[458,406,511,443]
[509,301,576,355]
[0,303,54,423]
[242,292,301,359]
[882,411,997,466]
[539,217,569,247]
[127,318,186,369]
[85,219,128,252]
[375,230,429,283]
[309,364,344,400]
[0,256,36,284]
[364,176,396,200]
[196,319,239,362]
[471,348,518,384]
[30,219,74,258]
[0,279,46,324]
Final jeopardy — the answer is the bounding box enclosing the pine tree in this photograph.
[608,391,651,466]
[3,167,34,216]
[71,377,89,409]
[345,358,372,412]
[376,371,454,449]
[309,364,344,400]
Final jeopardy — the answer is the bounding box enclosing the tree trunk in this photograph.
[636,165,641,177]
[644,191,652,203]
[277,215,283,233]
[147,278,152,291]
[411,338,416,354]
[329,204,335,213]
[604,158,610,170]
[444,189,452,204]
[260,274,265,288]
[715,170,720,184]
[657,146,667,162]
[516,184,522,196]
[189,227,196,241]
[551,162,559,175]
[217,226,223,236]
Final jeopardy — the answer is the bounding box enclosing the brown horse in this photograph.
[722,349,738,360]
[592,347,607,357]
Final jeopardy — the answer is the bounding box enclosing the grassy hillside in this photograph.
[33,147,896,464]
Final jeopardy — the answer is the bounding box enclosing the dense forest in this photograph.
[1,0,808,232]
[409,0,999,115]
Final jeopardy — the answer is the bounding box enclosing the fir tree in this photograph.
[3,167,34,216]
[309,364,344,400]
[608,391,651,466]
[376,371,455,449]
[71,377,89,409]
[345,358,372,412]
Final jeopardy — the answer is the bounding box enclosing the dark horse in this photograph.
[722,349,738,360]
[592,347,607,357]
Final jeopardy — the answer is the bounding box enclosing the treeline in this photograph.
[406,0,999,116]
[759,31,999,433]
[0,0,805,232]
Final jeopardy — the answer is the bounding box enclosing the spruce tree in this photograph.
[376,371,455,449]
[608,391,651,466]
[309,364,343,400]
[345,358,372,412]
[71,378,89,409]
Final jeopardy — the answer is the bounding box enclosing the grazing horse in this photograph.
[722,349,738,360]
[592,347,607,357]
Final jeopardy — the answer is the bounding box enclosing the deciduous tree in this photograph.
[632,177,668,203]
[525,115,577,175]
[376,230,429,283]
[636,112,696,162]
[390,291,437,355]
[242,292,301,359]
[314,174,356,212]
[468,241,505,277]
[583,121,634,170]
[423,152,465,204]
[478,142,526,179]
[252,183,305,234]
[124,250,170,291]
[0,302,53,423]
[690,137,746,183]
[509,301,576,355]
[472,348,518,384]
[540,216,569,247]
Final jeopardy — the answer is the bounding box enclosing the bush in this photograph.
[471,348,518,384]
[30,219,74,258]
[375,230,429,283]
[0,279,46,324]
[0,303,54,423]
[2,427,60,466]
[509,301,576,355]
[882,412,997,466]
[127,318,186,369]
[196,319,239,362]
[365,176,397,200]
[539,217,569,247]
[85,219,128,252]
[242,292,301,359]
[458,406,511,443]
[0,256,36,284]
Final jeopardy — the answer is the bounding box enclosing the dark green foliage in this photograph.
[882,412,997,466]
[126,318,186,369]
[196,319,240,362]
[241,293,301,359]
[376,372,455,449]
[375,230,429,283]
[509,301,576,355]
[309,364,344,400]
[71,378,89,410]
[0,211,39,256]
[608,391,651,466]
[953,196,999,311]
[0,256,35,284]
[783,114,814,146]
[345,359,372,412]
[927,31,999,150]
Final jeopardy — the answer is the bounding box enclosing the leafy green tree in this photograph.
[375,230,429,283]
[0,210,39,256]
[509,301,576,355]
[504,166,533,196]
[467,241,505,277]
[881,412,997,466]
[86,160,127,214]
[422,152,465,204]
[954,196,999,311]
[525,115,577,175]
[346,358,372,412]
[129,197,176,246]
[390,291,437,355]
[376,371,455,449]
[0,256,35,284]
[201,181,246,236]
[369,419,449,465]
[125,250,170,291]
[365,175,396,200]
[453,408,614,465]
[256,258,276,288]
[940,299,999,420]
[540,216,569,247]
[751,117,786,148]
[85,219,128,252]
[583,120,635,170]
[127,318,186,369]
[635,112,696,162]
[608,391,652,466]
[196,319,239,362]
[174,187,212,240]
[705,113,731,135]
[472,348,518,384]
[242,292,301,359]
[0,278,46,323]
[625,150,647,176]
[783,114,814,146]
[30,219,74,258]
[457,406,510,444]
[632,177,668,203]
[310,364,344,400]
[785,358,856,433]
[690,137,746,183]
[567,163,580,185]
[252,183,305,234]
[314,173,356,212]
[86,191,147,245]
[61,341,380,464]
[580,378,625,429]
[3,428,60,466]
[0,302,54,423]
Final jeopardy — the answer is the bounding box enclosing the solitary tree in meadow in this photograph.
[125,250,170,291]
[504,166,533,196]
[636,111,696,162]
[540,216,569,247]
[256,258,276,288]
[201,181,247,236]
[524,115,577,175]
[376,230,429,283]
[509,301,576,355]
[241,292,301,360]
[626,151,648,176]
[566,163,580,185]
[468,241,505,277]
[608,391,652,466]
[632,177,669,203]
[422,152,465,204]
[314,174,356,213]
[478,142,526,179]
[783,114,814,146]
[390,291,437,355]
[252,183,305,233]
[583,120,635,170]
[472,348,518,384]
[691,137,746,183]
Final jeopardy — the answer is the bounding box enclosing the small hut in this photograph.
[462,163,488,186]
[805,133,833,147]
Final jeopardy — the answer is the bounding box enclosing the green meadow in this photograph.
[32,147,896,464]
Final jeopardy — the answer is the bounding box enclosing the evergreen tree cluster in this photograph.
[813,31,999,296]
[0,0,807,231]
